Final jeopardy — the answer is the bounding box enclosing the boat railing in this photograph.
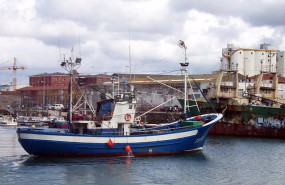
[130,123,205,136]
[85,122,203,136]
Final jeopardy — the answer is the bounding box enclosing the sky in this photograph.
[0,0,285,85]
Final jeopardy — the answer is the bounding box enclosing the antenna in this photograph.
[134,59,136,82]
[78,36,81,58]
[71,46,74,60]
[128,18,132,85]
[57,38,62,61]
[263,36,265,44]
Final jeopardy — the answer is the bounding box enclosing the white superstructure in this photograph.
[221,43,285,77]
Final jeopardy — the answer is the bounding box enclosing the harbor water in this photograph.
[0,126,284,185]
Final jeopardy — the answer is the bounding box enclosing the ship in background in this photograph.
[182,43,285,139]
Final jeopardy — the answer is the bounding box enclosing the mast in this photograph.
[60,52,81,123]
[129,19,132,85]
[178,40,189,115]
[69,64,73,123]
[13,58,17,91]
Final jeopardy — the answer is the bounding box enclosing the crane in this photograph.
[0,57,26,91]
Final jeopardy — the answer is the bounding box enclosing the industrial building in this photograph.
[84,73,219,111]
[221,43,285,77]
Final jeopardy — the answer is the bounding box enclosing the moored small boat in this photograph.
[53,117,68,128]
[17,116,47,127]
[0,115,17,126]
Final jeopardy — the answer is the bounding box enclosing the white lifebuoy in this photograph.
[124,113,131,121]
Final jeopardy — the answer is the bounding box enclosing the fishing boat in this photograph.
[17,116,47,127]
[0,115,17,126]
[53,117,68,128]
[17,41,223,157]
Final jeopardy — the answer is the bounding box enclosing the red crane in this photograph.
[0,57,26,91]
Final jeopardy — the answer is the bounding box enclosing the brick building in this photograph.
[29,72,69,87]
[19,72,111,109]
[77,74,111,86]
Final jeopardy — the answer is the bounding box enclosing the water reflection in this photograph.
[11,155,136,184]
[1,126,285,185]
[16,152,210,168]
[124,157,130,166]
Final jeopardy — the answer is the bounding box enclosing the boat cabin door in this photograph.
[118,123,124,135]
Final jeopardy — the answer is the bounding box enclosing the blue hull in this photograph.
[17,122,215,157]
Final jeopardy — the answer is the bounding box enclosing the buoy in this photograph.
[195,115,202,121]
[107,139,114,148]
[125,145,131,153]
[31,125,36,128]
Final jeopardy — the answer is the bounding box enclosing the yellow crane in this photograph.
[0,57,26,91]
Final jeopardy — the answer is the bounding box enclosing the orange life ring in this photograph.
[124,113,132,121]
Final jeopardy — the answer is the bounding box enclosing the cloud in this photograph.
[0,0,284,86]
[169,0,285,27]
